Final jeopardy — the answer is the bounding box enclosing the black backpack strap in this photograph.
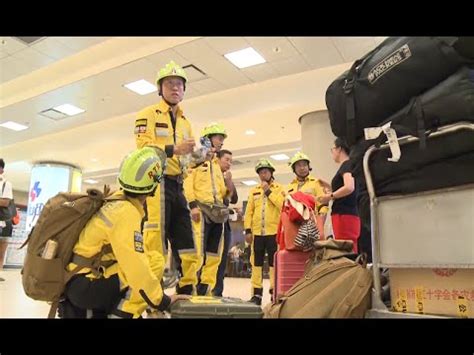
[344,79,357,146]
[413,97,427,149]
[344,60,361,146]
[343,42,383,146]
[388,96,427,149]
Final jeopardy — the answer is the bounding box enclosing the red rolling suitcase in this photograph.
[273,249,311,302]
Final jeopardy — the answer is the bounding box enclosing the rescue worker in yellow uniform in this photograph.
[60,147,189,318]
[183,123,229,296]
[287,152,329,238]
[244,159,285,305]
[135,61,198,295]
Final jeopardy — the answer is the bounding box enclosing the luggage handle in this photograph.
[355,253,368,268]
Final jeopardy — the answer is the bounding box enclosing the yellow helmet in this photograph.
[156,61,188,86]
[255,158,275,173]
[117,147,164,194]
[201,122,227,139]
[289,152,311,169]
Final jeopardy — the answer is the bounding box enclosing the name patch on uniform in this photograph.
[135,126,147,134]
[134,231,144,253]
[155,122,169,137]
[135,119,147,134]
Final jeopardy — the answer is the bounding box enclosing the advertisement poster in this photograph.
[25,165,71,233]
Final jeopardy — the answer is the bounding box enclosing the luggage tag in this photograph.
[364,121,401,162]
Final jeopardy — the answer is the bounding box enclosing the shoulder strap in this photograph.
[104,195,128,202]
[69,243,115,279]
[209,160,219,204]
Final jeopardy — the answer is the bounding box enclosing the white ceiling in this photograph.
[0,36,387,204]
[0,37,109,83]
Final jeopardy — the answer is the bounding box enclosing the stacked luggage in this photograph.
[325,36,474,317]
[325,36,474,261]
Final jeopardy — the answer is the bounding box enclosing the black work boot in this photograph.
[196,283,211,296]
[249,295,262,306]
[248,287,263,305]
[176,284,194,295]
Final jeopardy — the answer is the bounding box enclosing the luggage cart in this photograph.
[363,122,474,318]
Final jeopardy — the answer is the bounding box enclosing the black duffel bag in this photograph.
[350,65,474,154]
[326,37,474,146]
[381,65,474,148]
[353,125,474,262]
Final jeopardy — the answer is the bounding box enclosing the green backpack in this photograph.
[264,239,373,318]
[21,187,124,318]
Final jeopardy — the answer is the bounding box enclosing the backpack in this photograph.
[264,239,373,318]
[20,186,124,318]
[325,37,474,146]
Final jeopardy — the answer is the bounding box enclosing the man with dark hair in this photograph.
[213,149,238,297]
[0,158,14,279]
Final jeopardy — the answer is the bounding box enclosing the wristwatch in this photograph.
[330,193,335,200]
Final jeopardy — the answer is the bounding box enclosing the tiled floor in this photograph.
[0,268,271,318]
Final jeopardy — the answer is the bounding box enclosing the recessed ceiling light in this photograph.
[245,129,256,135]
[53,104,85,116]
[270,154,290,161]
[0,121,29,131]
[38,108,68,120]
[224,47,266,69]
[84,179,99,184]
[241,180,258,186]
[124,79,157,95]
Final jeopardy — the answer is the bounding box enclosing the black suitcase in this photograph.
[325,37,474,145]
[170,296,263,318]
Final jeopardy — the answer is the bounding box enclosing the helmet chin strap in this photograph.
[262,175,274,184]
[162,97,178,108]
[296,171,309,181]
[149,185,158,198]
